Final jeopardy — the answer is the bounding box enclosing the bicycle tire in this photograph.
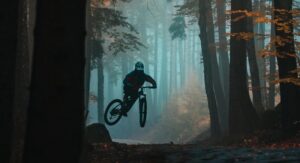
[104,99,123,125]
[139,98,147,127]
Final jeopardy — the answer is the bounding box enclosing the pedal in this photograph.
[122,111,128,117]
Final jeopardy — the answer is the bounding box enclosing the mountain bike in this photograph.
[104,86,154,127]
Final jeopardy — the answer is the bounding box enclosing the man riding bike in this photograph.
[122,61,157,116]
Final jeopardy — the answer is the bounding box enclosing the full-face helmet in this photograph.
[135,61,144,71]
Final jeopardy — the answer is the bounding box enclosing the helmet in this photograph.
[135,61,144,71]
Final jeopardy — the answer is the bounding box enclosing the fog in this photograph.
[86,0,209,144]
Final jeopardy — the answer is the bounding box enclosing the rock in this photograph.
[85,123,112,143]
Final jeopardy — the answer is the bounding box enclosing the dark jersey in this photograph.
[123,70,156,93]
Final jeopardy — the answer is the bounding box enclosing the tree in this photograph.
[245,0,264,115]
[268,5,276,110]
[216,0,229,103]
[229,0,259,135]
[273,0,300,132]
[175,0,228,135]
[10,0,34,162]
[23,1,86,162]
[0,1,20,163]
[159,1,171,112]
[254,0,268,109]
[198,0,221,137]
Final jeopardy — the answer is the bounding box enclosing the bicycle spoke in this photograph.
[104,99,123,125]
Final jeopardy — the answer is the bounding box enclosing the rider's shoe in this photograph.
[122,112,128,117]
[121,108,128,117]
[121,104,128,117]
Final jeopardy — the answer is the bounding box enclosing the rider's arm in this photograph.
[145,75,157,88]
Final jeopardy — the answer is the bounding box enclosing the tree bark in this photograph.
[198,0,221,137]
[216,0,230,106]
[10,0,34,163]
[85,0,93,120]
[0,1,20,163]
[245,0,264,115]
[268,7,276,110]
[96,41,104,124]
[23,1,86,163]
[159,12,169,110]
[153,23,159,113]
[229,0,259,135]
[273,0,300,132]
[179,40,185,87]
[200,0,228,135]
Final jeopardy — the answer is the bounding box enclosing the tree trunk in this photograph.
[198,0,221,137]
[201,0,228,135]
[216,0,229,105]
[23,1,86,163]
[268,13,276,110]
[254,0,268,109]
[160,21,168,109]
[169,40,174,95]
[10,0,34,163]
[179,40,185,87]
[245,0,264,115]
[85,0,93,120]
[0,1,20,163]
[273,0,300,132]
[229,0,259,135]
[153,23,159,111]
[259,0,268,108]
[96,41,104,124]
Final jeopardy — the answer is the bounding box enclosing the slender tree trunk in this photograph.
[204,0,228,135]
[245,0,264,115]
[153,23,159,118]
[198,0,221,137]
[254,0,268,109]
[229,0,259,135]
[0,1,20,163]
[169,40,174,95]
[215,0,230,134]
[192,28,197,72]
[216,0,229,104]
[23,1,86,163]
[179,40,185,87]
[268,5,276,109]
[259,0,268,108]
[273,0,300,132]
[160,22,168,111]
[174,40,178,90]
[96,41,104,124]
[10,0,33,163]
[268,27,276,110]
[85,0,93,120]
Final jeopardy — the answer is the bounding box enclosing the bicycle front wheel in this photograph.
[104,99,123,125]
[139,98,147,127]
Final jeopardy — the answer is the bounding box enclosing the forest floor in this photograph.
[87,132,300,163]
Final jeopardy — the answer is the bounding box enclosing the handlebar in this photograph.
[141,86,156,89]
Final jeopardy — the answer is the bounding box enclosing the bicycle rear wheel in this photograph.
[139,98,147,127]
[104,99,123,125]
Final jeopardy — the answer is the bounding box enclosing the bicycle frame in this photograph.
[121,86,153,110]
[138,86,153,101]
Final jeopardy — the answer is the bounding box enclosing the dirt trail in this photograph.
[87,143,300,163]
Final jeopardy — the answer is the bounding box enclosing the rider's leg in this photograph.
[122,93,138,115]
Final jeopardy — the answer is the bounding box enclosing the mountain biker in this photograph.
[122,61,157,116]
